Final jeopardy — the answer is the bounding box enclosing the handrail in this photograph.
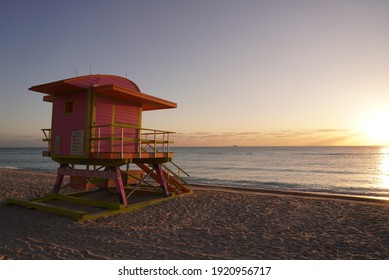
[41,129,51,141]
[93,123,137,129]
[163,163,190,185]
[41,125,175,160]
[139,127,175,134]
[90,124,174,159]
[92,123,175,134]
[41,129,51,152]
[169,161,191,177]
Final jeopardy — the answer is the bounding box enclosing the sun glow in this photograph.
[361,111,389,145]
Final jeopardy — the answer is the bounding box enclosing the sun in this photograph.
[361,111,389,145]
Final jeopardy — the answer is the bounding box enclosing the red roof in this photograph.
[29,74,176,111]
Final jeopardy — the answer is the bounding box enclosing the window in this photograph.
[65,101,74,113]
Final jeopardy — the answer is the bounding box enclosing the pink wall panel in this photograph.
[52,92,87,156]
[95,95,113,126]
[94,95,113,153]
[114,100,140,125]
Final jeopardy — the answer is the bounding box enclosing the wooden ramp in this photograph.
[6,187,192,222]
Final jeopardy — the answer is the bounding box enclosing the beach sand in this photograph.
[0,168,388,260]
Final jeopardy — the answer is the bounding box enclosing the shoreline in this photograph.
[1,168,388,259]
[190,184,389,205]
[1,168,388,202]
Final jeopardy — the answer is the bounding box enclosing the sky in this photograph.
[0,0,389,147]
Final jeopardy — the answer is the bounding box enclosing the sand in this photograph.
[0,168,388,260]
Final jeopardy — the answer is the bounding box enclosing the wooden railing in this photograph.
[41,125,175,159]
[41,129,51,155]
[90,124,174,159]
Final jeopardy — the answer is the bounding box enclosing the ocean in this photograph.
[1,146,389,198]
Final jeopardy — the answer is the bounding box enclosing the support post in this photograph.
[136,163,179,195]
[52,164,67,193]
[121,127,124,159]
[154,164,169,197]
[114,166,128,207]
[154,130,157,158]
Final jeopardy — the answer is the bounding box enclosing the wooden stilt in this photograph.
[136,163,179,195]
[52,174,64,193]
[114,166,128,207]
[137,163,174,194]
[154,164,170,197]
[161,168,191,193]
[52,164,67,193]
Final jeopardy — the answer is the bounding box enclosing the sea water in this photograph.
[1,146,388,197]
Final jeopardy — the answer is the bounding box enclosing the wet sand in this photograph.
[0,168,388,259]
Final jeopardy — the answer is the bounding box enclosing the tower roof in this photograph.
[29,74,176,111]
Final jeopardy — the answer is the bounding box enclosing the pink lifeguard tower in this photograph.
[7,74,190,220]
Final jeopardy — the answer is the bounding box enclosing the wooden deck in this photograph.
[47,152,174,165]
[89,152,173,160]
[42,151,172,159]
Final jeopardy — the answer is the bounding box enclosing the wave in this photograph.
[187,177,389,197]
[215,166,362,176]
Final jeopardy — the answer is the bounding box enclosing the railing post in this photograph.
[162,133,165,153]
[98,127,101,157]
[47,129,50,152]
[154,130,157,158]
[167,133,170,155]
[138,129,142,158]
[48,129,52,152]
[121,127,124,159]
[145,133,148,153]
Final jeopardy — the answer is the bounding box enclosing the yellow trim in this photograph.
[51,155,88,159]
[44,193,122,210]
[111,98,116,153]
[6,197,87,220]
[6,191,193,222]
[84,89,91,156]
[91,91,97,152]
[139,107,142,129]
[112,122,139,129]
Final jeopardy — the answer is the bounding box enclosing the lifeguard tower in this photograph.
[7,74,190,220]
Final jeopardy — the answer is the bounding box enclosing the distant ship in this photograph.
[233,145,238,147]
